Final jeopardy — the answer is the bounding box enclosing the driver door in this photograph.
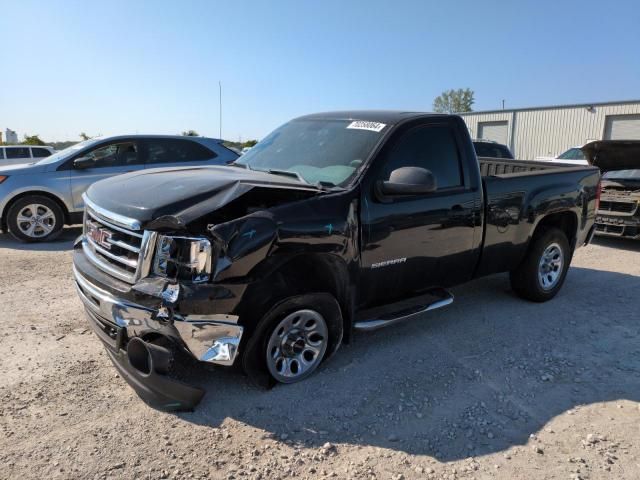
[359,119,481,308]
[70,140,145,210]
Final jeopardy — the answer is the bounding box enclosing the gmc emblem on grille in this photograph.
[87,221,113,250]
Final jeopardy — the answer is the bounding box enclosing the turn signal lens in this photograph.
[0,176,7,184]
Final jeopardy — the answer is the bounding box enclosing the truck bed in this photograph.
[478,157,580,177]
[475,157,600,278]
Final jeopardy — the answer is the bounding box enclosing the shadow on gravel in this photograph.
[0,226,81,251]
[592,235,640,253]
[171,265,640,461]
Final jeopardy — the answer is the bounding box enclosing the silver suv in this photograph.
[0,135,238,242]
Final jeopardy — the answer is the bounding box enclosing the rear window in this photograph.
[474,142,513,159]
[31,147,52,158]
[5,147,31,159]
[146,139,216,164]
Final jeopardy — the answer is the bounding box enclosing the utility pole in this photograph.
[502,99,505,110]
[219,81,222,139]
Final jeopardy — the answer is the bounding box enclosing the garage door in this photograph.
[477,121,509,145]
[604,114,640,140]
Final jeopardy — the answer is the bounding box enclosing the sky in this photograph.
[1,0,639,142]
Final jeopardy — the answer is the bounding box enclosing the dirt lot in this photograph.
[1,228,640,480]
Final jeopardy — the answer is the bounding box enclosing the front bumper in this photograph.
[73,265,244,410]
[595,215,640,240]
[73,266,244,365]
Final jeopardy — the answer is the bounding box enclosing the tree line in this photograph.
[2,91,474,149]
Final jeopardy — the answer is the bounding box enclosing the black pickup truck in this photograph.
[72,111,601,410]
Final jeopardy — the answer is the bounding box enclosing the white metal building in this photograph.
[459,100,640,159]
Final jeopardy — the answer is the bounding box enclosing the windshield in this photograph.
[603,169,640,180]
[235,118,386,187]
[35,138,100,165]
[557,148,585,160]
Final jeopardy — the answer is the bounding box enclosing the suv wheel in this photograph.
[7,196,64,242]
[510,227,571,302]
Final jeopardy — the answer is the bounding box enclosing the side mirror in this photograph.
[377,166,437,196]
[73,156,95,169]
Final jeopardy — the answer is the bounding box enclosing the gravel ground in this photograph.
[1,228,640,480]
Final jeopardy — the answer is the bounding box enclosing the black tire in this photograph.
[510,227,571,302]
[7,195,65,242]
[241,293,343,388]
[510,228,573,302]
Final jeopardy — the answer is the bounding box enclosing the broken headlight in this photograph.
[153,235,212,283]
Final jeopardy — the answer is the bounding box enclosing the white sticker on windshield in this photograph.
[346,121,386,132]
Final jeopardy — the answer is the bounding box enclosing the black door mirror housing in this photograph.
[377,166,437,196]
[73,156,95,169]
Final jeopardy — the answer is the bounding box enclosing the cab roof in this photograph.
[295,110,447,125]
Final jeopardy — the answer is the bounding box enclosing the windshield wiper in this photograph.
[316,180,341,189]
[265,169,309,184]
[254,168,344,191]
[227,161,252,170]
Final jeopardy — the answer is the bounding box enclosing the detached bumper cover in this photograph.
[73,265,244,410]
[93,315,205,411]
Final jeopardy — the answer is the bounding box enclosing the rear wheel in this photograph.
[510,227,571,302]
[7,195,64,242]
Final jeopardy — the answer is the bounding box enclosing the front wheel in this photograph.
[510,227,571,302]
[265,309,329,383]
[7,195,64,242]
[242,293,343,387]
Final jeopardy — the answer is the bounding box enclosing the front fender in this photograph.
[0,184,73,219]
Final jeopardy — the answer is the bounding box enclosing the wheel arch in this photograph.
[1,190,71,231]
[236,252,355,344]
[531,210,579,251]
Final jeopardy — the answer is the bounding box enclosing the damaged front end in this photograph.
[583,141,640,239]
[73,257,244,410]
[73,172,325,410]
[73,199,248,411]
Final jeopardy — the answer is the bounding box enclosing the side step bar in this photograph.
[354,288,454,331]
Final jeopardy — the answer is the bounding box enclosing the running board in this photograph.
[353,288,454,331]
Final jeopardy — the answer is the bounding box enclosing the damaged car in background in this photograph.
[73,111,604,410]
[583,140,640,240]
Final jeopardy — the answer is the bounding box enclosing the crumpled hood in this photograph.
[85,165,322,228]
[0,162,47,175]
[582,140,640,172]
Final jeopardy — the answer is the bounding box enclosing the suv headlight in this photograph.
[153,235,212,283]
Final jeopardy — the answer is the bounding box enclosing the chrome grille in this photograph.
[82,195,156,284]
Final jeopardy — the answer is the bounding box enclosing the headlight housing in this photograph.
[153,235,212,283]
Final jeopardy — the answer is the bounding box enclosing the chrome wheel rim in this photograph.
[538,242,564,290]
[16,204,56,238]
[266,309,328,383]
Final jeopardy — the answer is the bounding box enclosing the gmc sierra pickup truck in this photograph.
[73,111,602,410]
